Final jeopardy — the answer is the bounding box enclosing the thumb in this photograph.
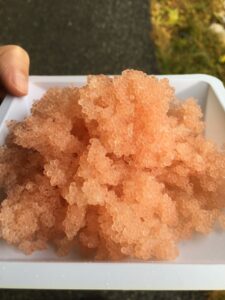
[0,45,30,96]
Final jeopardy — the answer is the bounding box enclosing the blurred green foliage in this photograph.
[151,0,225,81]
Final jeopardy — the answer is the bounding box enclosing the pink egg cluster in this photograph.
[0,70,225,260]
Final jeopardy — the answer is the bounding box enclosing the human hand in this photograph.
[0,45,30,102]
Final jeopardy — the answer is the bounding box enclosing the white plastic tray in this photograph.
[0,74,225,290]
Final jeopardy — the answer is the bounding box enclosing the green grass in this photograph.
[151,0,225,81]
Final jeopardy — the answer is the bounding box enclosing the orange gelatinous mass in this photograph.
[0,70,225,261]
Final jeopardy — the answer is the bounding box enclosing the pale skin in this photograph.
[0,45,30,101]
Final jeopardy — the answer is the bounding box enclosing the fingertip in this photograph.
[10,71,28,96]
[1,71,28,97]
[0,45,30,97]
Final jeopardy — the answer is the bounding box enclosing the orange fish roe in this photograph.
[0,70,225,260]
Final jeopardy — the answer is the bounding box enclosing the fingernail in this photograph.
[12,72,28,94]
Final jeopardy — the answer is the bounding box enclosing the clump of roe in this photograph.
[0,70,225,260]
